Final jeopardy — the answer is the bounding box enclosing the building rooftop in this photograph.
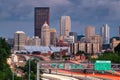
[15,31,25,34]
[24,46,69,53]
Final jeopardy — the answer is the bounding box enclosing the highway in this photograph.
[43,73,79,80]
[15,54,120,80]
[56,69,120,80]
[51,69,109,80]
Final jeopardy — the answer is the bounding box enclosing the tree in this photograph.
[76,50,85,55]
[0,37,22,79]
[90,52,120,63]
[51,53,55,59]
[19,59,43,80]
[114,43,120,53]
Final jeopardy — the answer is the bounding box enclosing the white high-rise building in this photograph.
[101,24,110,44]
[41,22,50,46]
[14,31,27,50]
[60,16,71,37]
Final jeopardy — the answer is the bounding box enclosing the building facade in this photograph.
[14,31,27,50]
[101,24,110,44]
[69,32,77,43]
[60,16,71,37]
[26,36,40,46]
[64,36,74,44]
[89,35,102,51]
[70,42,101,55]
[34,7,50,38]
[50,28,57,46]
[41,22,50,46]
[85,26,95,39]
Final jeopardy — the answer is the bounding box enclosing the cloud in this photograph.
[0,0,72,21]
[0,0,120,22]
[0,0,120,38]
[61,0,120,22]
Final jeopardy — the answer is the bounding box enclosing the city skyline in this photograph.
[0,0,120,38]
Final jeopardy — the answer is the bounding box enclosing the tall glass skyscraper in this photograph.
[60,16,71,37]
[34,7,50,38]
[101,24,110,44]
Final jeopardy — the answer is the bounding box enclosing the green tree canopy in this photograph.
[0,37,22,79]
[76,50,85,55]
[114,43,120,53]
[19,59,43,80]
[90,52,120,63]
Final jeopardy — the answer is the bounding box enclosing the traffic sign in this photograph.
[51,63,57,67]
[59,63,64,69]
[112,69,115,73]
[71,64,77,69]
[77,64,83,69]
[71,64,83,69]
[95,60,111,71]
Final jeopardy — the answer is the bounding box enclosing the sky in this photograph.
[0,0,120,38]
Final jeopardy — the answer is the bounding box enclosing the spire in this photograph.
[43,21,49,27]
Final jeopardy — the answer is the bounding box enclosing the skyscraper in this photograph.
[60,16,71,37]
[34,7,50,38]
[41,22,50,46]
[50,28,57,46]
[14,31,27,50]
[85,26,95,38]
[69,32,77,43]
[101,24,110,44]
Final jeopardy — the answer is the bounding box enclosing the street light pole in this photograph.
[71,69,72,77]
[37,62,40,80]
[12,69,14,80]
[12,54,14,80]
[28,59,31,80]
[28,51,32,80]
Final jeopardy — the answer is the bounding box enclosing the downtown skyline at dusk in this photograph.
[0,0,120,38]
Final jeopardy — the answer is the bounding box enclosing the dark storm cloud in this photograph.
[0,0,120,21]
[0,0,72,20]
[0,0,120,37]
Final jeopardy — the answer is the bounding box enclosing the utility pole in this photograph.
[37,62,40,80]
[28,59,31,80]
[12,54,14,80]
[12,70,14,80]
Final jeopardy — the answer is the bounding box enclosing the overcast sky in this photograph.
[0,0,120,38]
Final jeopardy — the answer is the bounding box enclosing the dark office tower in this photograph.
[34,7,50,38]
